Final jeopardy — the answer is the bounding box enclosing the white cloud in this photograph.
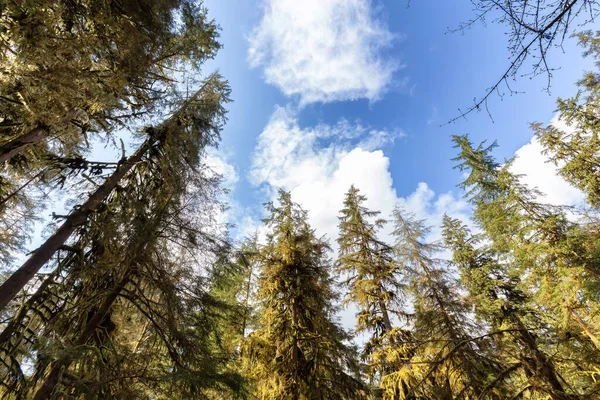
[250,106,469,249]
[510,114,584,207]
[205,151,239,190]
[249,106,470,332]
[245,108,588,333]
[248,0,399,105]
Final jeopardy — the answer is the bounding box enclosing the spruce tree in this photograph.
[384,207,501,400]
[244,190,367,400]
[452,134,597,398]
[0,0,221,267]
[533,30,600,352]
[336,185,409,386]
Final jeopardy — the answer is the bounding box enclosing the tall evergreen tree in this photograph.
[336,185,409,386]
[535,30,600,210]
[0,0,220,163]
[383,207,501,400]
[452,134,598,398]
[532,30,600,358]
[0,73,237,398]
[0,74,229,312]
[244,191,367,400]
[206,238,260,399]
[0,0,221,267]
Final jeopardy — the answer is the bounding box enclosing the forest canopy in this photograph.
[1,1,600,399]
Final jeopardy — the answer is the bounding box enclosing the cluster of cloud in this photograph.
[510,115,584,208]
[245,108,587,251]
[233,0,589,333]
[205,151,240,191]
[248,107,473,332]
[239,0,585,249]
[242,0,480,248]
[248,0,399,105]
[249,106,470,250]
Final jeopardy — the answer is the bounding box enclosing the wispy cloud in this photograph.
[248,0,400,105]
[427,105,438,125]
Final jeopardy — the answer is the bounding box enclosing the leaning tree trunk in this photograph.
[510,315,573,399]
[0,78,220,312]
[0,138,152,312]
[32,272,133,400]
[0,126,50,164]
[31,194,168,399]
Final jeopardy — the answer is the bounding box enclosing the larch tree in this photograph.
[336,185,410,388]
[244,190,368,400]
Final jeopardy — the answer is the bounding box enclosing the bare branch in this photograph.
[445,0,600,125]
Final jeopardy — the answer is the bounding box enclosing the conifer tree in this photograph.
[0,0,220,163]
[533,34,600,347]
[206,238,260,399]
[0,0,221,267]
[534,30,600,209]
[244,191,367,400]
[0,74,237,398]
[532,30,600,353]
[336,185,409,386]
[452,135,598,398]
[383,207,501,400]
[0,74,230,312]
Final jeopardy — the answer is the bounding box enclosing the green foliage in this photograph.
[382,207,503,400]
[336,185,407,384]
[0,71,238,398]
[452,133,600,398]
[244,191,368,400]
[0,0,220,146]
[535,30,600,209]
[0,0,222,267]
[205,238,261,399]
[5,4,600,400]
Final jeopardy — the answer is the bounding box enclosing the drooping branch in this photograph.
[0,138,152,312]
[0,126,50,163]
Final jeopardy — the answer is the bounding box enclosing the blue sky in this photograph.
[200,0,593,246]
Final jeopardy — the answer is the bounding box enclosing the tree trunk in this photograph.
[378,298,393,333]
[0,127,50,164]
[290,295,301,400]
[0,268,58,348]
[0,138,151,312]
[32,273,132,400]
[511,315,572,399]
